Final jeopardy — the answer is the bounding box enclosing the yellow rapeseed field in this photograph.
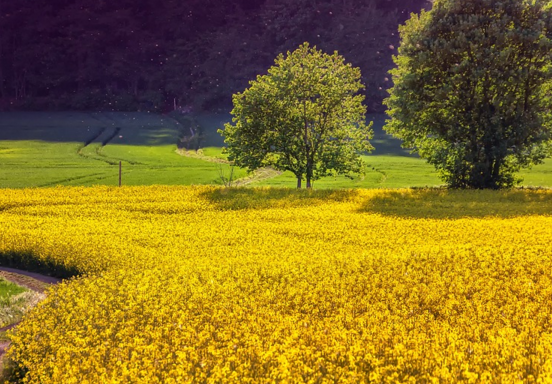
[1,186,552,383]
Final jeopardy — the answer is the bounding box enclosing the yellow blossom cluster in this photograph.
[1,186,552,383]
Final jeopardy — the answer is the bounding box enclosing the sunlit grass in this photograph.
[1,111,552,189]
[0,278,25,303]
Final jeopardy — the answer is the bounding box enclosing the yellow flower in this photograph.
[0,186,551,382]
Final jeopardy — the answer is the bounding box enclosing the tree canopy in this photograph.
[0,0,429,112]
[220,43,373,188]
[384,0,552,188]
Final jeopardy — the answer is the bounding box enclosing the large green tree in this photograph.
[220,43,373,188]
[384,0,552,189]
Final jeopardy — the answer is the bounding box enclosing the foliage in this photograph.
[0,0,429,112]
[256,0,401,111]
[168,111,205,151]
[384,0,552,188]
[2,186,552,381]
[221,43,374,188]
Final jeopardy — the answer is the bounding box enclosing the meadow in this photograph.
[1,186,552,382]
[0,112,246,188]
[3,111,552,189]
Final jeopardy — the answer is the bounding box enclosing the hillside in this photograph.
[1,111,551,189]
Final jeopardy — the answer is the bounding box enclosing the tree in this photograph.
[0,0,431,112]
[220,43,373,188]
[384,0,552,189]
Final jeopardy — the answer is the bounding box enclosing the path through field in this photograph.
[0,268,60,367]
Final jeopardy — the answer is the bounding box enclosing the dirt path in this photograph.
[176,149,283,185]
[0,267,60,293]
[0,341,9,361]
[0,267,61,362]
[176,148,230,164]
[233,167,283,186]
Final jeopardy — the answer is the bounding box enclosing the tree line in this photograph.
[0,0,428,112]
[223,0,552,189]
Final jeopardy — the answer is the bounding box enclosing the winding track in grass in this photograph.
[83,127,106,146]
[0,268,61,359]
[0,268,62,291]
[176,149,283,185]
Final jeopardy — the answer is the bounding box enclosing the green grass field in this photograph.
[0,111,246,188]
[0,277,29,330]
[0,278,25,302]
[1,111,551,188]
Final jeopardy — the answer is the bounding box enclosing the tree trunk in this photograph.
[296,177,302,189]
[490,156,502,189]
[306,164,313,189]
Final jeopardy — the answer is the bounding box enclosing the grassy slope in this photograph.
[0,112,245,188]
[517,162,552,187]
[251,155,443,189]
[253,156,552,189]
[1,111,551,188]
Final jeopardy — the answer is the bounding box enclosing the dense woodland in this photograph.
[0,0,429,113]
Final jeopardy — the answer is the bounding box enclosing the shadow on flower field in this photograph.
[201,186,552,219]
[360,188,552,219]
[3,185,552,381]
[0,250,77,279]
[200,187,360,210]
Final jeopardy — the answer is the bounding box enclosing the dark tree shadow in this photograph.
[0,250,79,279]
[200,186,552,219]
[359,188,552,219]
[200,187,361,211]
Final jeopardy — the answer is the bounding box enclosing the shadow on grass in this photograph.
[0,250,78,279]
[0,112,181,146]
[359,188,552,219]
[200,187,361,210]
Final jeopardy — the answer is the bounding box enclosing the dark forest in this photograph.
[0,0,429,113]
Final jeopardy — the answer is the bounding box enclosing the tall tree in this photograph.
[385,0,552,188]
[221,43,373,188]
